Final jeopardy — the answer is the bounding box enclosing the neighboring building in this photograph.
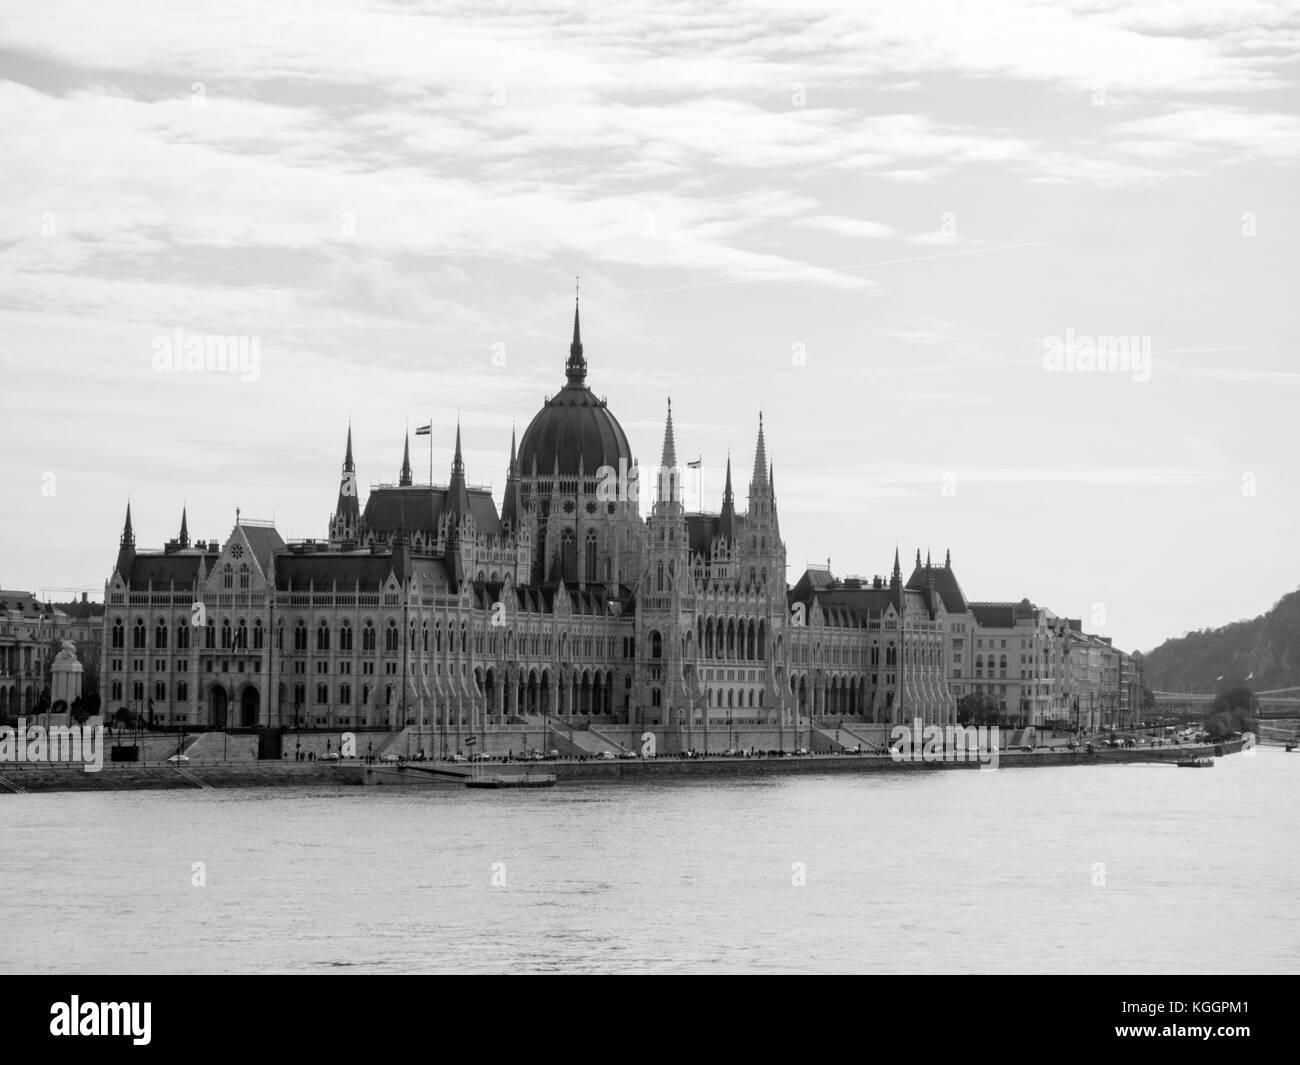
[0,590,58,718]
[0,590,106,719]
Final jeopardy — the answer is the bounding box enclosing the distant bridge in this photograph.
[1152,686,1300,719]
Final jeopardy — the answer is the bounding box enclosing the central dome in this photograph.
[517,302,633,478]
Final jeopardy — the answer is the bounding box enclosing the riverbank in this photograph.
[0,738,1248,792]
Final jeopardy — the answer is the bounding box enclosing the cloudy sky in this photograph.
[1,0,1297,657]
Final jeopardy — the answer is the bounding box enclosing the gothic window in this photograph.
[385,621,399,653]
[206,619,216,649]
[340,683,351,704]
[176,620,189,650]
[293,620,307,651]
[315,683,328,704]
[239,563,249,590]
[221,619,232,649]
[561,529,576,583]
[223,564,233,589]
[253,619,264,650]
[236,619,248,649]
[422,622,429,652]
[339,620,352,652]
[362,620,375,652]
[112,618,125,649]
[585,529,597,583]
[317,620,330,652]
[656,561,664,591]
[154,620,168,649]
[132,618,146,649]
[651,631,663,659]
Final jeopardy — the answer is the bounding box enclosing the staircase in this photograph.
[0,774,27,794]
[548,723,622,757]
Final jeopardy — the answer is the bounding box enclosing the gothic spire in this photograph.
[120,501,135,546]
[344,423,355,472]
[660,397,677,468]
[178,505,189,548]
[399,431,413,487]
[565,292,586,386]
[750,411,769,494]
[502,425,523,532]
[447,419,470,522]
[719,454,737,542]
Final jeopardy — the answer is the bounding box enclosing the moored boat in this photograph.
[1177,755,1214,768]
[465,773,557,789]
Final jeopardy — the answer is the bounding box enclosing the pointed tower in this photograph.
[444,420,472,586]
[330,424,361,546]
[637,397,691,730]
[501,426,524,532]
[655,398,680,507]
[115,502,136,577]
[747,411,770,514]
[565,295,586,386]
[718,455,737,544]
[178,506,190,549]
[399,430,413,487]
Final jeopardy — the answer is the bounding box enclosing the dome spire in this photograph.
[566,282,586,386]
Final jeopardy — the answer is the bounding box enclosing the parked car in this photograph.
[618,750,638,759]
[599,751,616,760]
[319,752,341,762]
[1016,744,1034,752]
[793,747,809,756]
[379,753,401,763]
[449,754,467,763]
[166,754,189,764]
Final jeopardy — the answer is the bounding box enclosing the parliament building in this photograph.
[102,303,958,748]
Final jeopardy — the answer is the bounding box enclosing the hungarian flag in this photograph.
[415,423,432,436]
[687,456,702,469]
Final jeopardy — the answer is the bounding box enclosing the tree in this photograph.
[957,691,1000,727]
[1204,684,1257,740]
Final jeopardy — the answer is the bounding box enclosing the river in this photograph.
[1,747,1296,973]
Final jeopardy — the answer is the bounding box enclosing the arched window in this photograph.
[651,631,663,659]
[112,618,124,649]
[252,619,264,650]
[339,620,352,652]
[132,618,146,649]
[362,621,375,652]
[222,564,233,589]
[657,561,664,592]
[176,619,189,650]
[235,619,248,649]
[339,683,351,704]
[385,621,399,653]
[421,622,428,652]
[239,563,249,590]
[561,529,576,582]
[206,619,216,649]
[154,620,168,649]
[220,619,232,649]
[585,529,597,583]
[317,620,330,651]
[293,620,307,651]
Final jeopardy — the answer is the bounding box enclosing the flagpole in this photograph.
[429,415,433,486]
